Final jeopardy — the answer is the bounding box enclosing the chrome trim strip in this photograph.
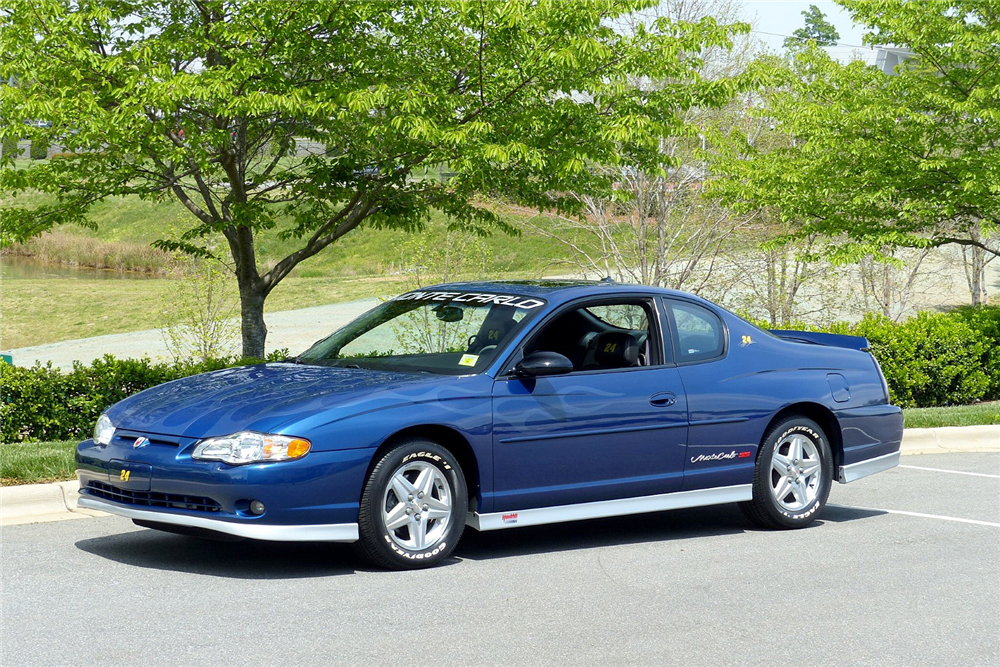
[688,417,750,427]
[838,450,900,484]
[468,484,752,531]
[77,496,359,542]
[500,422,684,444]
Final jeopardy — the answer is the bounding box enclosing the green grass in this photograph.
[2,191,583,278]
[902,401,1000,429]
[0,440,77,486]
[1,273,414,349]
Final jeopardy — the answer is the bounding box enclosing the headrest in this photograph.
[470,306,518,352]
[593,330,639,368]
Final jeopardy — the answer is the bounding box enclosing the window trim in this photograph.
[661,297,729,366]
[498,294,671,378]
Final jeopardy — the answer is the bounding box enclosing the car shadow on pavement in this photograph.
[73,503,887,576]
[454,502,887,562]
[457,504,748,561]
[75,529,362,579]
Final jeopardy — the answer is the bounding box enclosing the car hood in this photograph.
[105,363,462,439]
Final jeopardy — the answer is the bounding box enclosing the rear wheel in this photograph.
[355,440,467,569]
[740,416,833,529]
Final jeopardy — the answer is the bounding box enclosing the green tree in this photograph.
[0,0,741,356]
[709,1,999,300]
[783,4,840,49]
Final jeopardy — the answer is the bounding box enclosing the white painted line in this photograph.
[898,464,1000,479]
[829,504,1000,528]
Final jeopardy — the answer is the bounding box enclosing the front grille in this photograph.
[86,481,222,513]
[112,431,183,448]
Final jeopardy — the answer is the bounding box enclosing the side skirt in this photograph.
[468,484,752,531]
[838,450,900,484]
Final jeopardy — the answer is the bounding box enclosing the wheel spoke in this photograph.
[384,502,411,531]
[390,473,417,502]
[772,453,791,475]
[790,436,804,463]
[800,460,821,478]
[424,494,450,512]
[790,480,807,505]
[414,467,437,498]
[411,516,428,550]
[425,506,449,520]
[773,477,791,502]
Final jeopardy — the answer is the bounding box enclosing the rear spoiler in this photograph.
[769,329,870,351]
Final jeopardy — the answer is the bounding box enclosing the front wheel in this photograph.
[740,417,833,529]
[355,440,467,570]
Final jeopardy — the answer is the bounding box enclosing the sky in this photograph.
[743,0,876,58]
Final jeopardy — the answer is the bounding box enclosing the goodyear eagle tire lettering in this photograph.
[740,417,833,530]
[355,439,467,570]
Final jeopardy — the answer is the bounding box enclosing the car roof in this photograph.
[415,279,706,305]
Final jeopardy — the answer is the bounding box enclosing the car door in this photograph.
[662,297,761,491]
[491,296,688,512]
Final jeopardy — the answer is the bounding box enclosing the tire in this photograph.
[355,439,467,570]
[740,416,833,529]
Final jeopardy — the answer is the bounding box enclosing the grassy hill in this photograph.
[2,192,592,349]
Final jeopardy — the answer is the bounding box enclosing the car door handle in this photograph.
[649,392,677,407]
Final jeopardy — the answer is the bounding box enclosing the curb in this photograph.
[900,425,1000,455]
[1,425,997,527]
[0,480,107,526]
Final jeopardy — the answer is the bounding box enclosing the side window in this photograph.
[524,299,660,371]
[666,300,726,363]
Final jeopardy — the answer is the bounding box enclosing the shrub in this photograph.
[853,312,989,408]
[29,138,49,160]
[2,134,19,158]
[1,351,287,443]
[951,305,1000,400]
[742,308,993,408]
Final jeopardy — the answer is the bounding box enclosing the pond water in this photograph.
[0,255,158,280]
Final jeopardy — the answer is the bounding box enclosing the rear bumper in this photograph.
[838,450,900,484]
[78,495,359,542]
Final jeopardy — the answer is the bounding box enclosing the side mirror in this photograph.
[515,351,574,377]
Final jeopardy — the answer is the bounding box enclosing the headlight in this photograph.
[94,414,115,446]
[191,432,311,465]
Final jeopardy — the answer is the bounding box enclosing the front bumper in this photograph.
[77,434,372,540]
[78,495,359,541]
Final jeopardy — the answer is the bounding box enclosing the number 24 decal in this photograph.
[119,469,131,482]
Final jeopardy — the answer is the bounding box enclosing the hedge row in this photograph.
[759,306,999,409]
[1,352,286,444]
[1,307,997,443]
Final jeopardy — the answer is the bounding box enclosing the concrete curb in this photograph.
[0,479,107,526]
[1,425,997,527]
[900,425,1000,455]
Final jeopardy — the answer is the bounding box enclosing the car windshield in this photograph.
[295,290,547,375]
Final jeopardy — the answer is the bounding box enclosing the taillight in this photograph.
[869,352,890,402]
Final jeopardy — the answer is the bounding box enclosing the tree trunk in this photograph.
[238,285,267,358]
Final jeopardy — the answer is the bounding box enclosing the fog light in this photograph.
[249,500,265,515]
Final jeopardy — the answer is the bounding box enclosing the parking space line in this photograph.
[898,464,1000,479]
[829,504,1000,528]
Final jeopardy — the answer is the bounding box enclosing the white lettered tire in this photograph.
[355,439,467,569]
[740,416,833,529]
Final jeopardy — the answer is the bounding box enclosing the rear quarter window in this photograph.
[665,300,726,362]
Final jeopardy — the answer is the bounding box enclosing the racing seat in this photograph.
[468,306,519,354]
[585,330,640,370]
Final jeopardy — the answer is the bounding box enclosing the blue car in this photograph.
[77,281,903,569]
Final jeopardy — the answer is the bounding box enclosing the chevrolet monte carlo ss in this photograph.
[77,281,903,569]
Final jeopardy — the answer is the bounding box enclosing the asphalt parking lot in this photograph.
[3,452,998,666]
